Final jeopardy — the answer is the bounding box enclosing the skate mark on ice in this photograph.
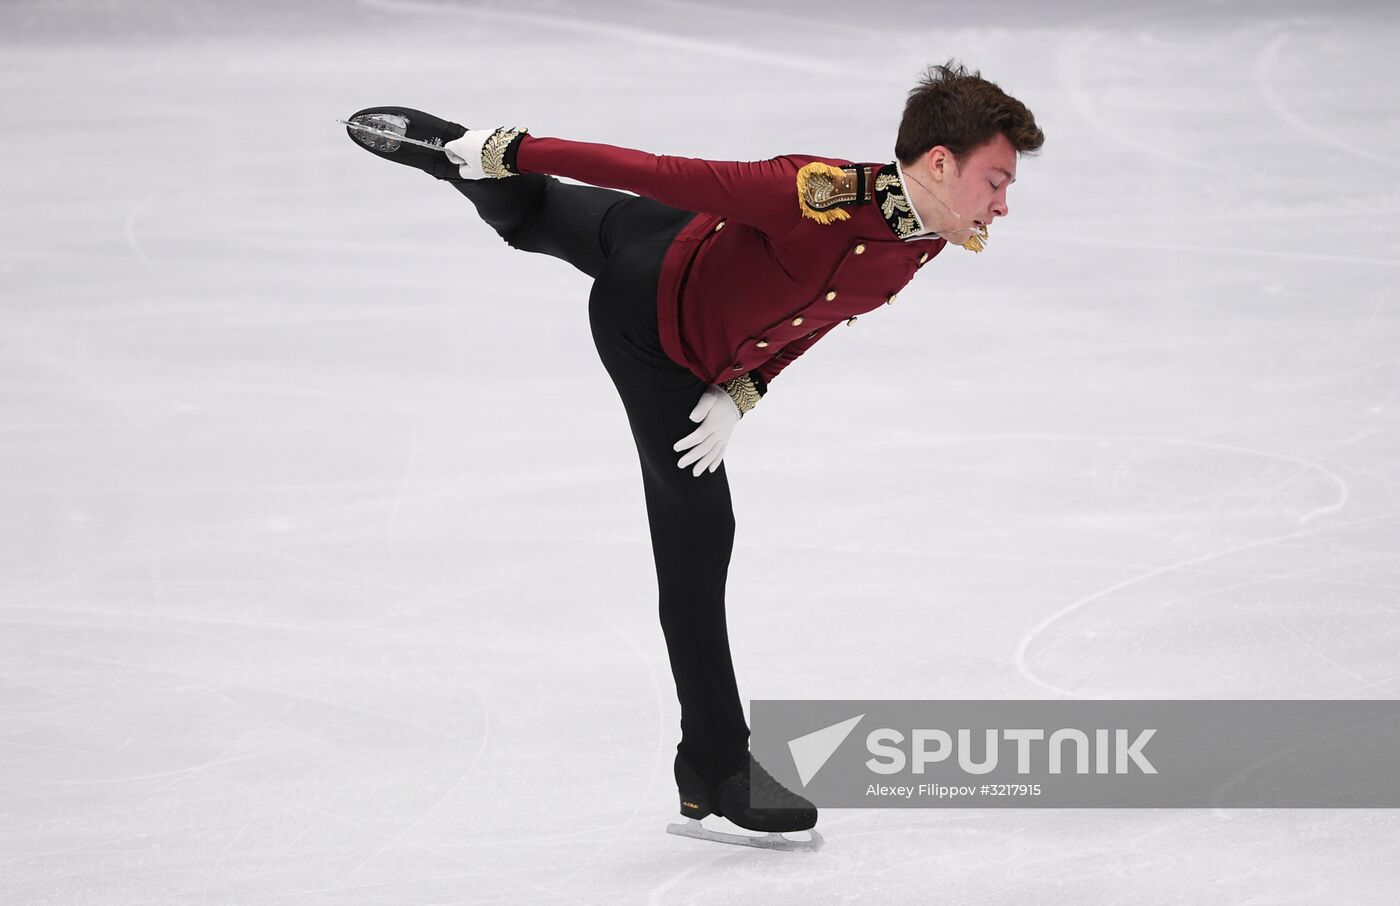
[13,480,478,599]
[11,640,472,781]
[1310,584,1400,698]
[1253,30,1400,169]
[345,693,492,881]
[197,771,589,905]
[1014,513,1394,698]
[1205,711,1395,820]
[937,432,1350,526]
[123,187,168,279]
[5,687,301,791]
[649,847,745,905]
[128,690,561,901]
[199,818,254,906]
[1023,563,1387,699]
[385,412,420,565]
[360,0,863,76]
[1260,602,1371,686]
[1007,228,1400,269]
[2,321,137,419]
[1056,31,1210,172]
[546,618,671,893]
[645,0,885,43]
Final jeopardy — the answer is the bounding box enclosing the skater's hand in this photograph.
[673,385,740,477]
[443,129,498,179]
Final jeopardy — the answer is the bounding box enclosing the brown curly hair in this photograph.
[895,60,1044,165]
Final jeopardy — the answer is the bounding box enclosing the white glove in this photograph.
[443,129,500,180]
[673,385,740,477]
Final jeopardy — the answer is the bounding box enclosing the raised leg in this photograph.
[347,107,748,773]
[451,175,632,279]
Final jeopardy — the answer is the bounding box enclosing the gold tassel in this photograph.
[958,223,989,253]
[795,162,852,225]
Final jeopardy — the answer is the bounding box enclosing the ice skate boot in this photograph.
[667,754,823,852]
[341,106,466,180]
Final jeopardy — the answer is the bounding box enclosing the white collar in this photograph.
[893,159,936,240]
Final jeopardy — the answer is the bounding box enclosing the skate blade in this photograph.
[666,818,824,853]
[339,114,450,154]
[342,112,407,152]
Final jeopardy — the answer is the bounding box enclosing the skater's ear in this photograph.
[925,146,959,181]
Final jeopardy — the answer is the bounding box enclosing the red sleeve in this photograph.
[515,135,807,238]
[754,324,839,386]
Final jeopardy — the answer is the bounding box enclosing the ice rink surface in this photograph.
[3,0,1399,901]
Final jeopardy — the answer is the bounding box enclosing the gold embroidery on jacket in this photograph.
[796,162,857,224]
[874,170,922,240]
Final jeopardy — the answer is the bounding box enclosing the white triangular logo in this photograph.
[788,714,864,786]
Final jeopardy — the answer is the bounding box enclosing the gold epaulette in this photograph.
[796,162,875,225]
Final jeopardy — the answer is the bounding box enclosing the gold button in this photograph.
[919,251,929,263]
[731,363,744,371]
[755,339,770,348]
[825,291,837,301]
[791,316,805,327]
[715,221,726,232]
[854,244,866,255]
[886,294,897,305]
[846,316,858,326]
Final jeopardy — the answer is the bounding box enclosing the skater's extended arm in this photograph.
[447,130,816,237]
[519,137,803,236]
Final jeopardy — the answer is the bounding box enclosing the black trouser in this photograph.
[452,175,749,781]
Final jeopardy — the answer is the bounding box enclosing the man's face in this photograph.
[925,133,1018,242]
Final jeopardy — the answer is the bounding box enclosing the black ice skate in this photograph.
[667,754,823,852]
[340,106,466,180]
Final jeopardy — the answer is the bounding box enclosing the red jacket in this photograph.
[515,136,947,387]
